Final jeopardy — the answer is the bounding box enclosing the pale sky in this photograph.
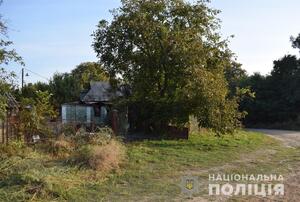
[2,0,300,84]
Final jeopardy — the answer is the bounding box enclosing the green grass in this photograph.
[0,130,298,201]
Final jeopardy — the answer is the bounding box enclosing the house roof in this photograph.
[81,81,123,103]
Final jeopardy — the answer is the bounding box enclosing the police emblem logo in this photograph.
[180,176,199,197]
[185,179,194,190]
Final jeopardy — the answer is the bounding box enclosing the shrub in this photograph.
[70,145,93,167]
[88,127,113,146]
[60,124,77,136]
[71,139,126,172]
[0,140,31,158]
[51,138,74,158]
[88,139,126,172]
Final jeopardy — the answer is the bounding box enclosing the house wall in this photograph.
[62,104,93,125]
[61,104,109,126]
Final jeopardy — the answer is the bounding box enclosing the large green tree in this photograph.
[93,0,244,133]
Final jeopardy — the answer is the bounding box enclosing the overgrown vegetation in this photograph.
[18,90,57,141]
[0,130,287,201]
[67,127,126,172]
[0,127,126,201]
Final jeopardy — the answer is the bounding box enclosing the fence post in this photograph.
[1,119,4,144]
[111,110,118,135]
[6,111,9,145]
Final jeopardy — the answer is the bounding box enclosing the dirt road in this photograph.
[248,129,300,147]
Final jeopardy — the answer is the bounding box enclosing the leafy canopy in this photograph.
[93,0,244,133]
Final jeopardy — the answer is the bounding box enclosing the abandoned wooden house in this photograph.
[0,93,19,144]
[61,81,129,135]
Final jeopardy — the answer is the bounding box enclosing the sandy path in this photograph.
[248,129,300,147]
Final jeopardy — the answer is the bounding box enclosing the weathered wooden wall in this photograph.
[0,114,18,144]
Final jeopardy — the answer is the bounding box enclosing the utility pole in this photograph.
[21,68,24,91]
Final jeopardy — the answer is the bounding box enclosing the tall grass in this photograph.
[0,127,127,201]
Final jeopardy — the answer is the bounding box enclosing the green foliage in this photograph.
[0,68,16,119]
[0,140,30,158]
[0,9,23,119]
[224,34,300,129]
[70,127,114,147]
[19,98,39,139]
[35,90,57,122]
[225,61,248,97]
[88,127,114,146]
[49,73,80,108]
[241,53,300,128]
[19,91,57,140]
[60,124,77,136]
[71,62,109,90]
[66,127,124,172]
[70,144,93,166]
[93,0,243,133]
[0,153,90,201]
[49,138,74,158]
[16,82,50,100]
[49,62,109,108]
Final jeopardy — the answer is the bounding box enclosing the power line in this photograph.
[23,67,50,82]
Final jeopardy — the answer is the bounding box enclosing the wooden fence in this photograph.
[0,112,18,145]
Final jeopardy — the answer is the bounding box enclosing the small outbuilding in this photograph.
[61,81,129,135]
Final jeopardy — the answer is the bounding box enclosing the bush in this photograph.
[51,138,74,158]
[88,127,113,146]
[60,124,77,136]
[0,140,31,158]
[71,139,126,172]
[70,145,93,167]
[88,139,126,172]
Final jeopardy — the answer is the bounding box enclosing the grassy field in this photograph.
[0,130,299,201]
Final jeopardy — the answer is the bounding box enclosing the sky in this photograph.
[1,0,300,84]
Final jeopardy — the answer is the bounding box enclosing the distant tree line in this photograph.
[231,34,300,129]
